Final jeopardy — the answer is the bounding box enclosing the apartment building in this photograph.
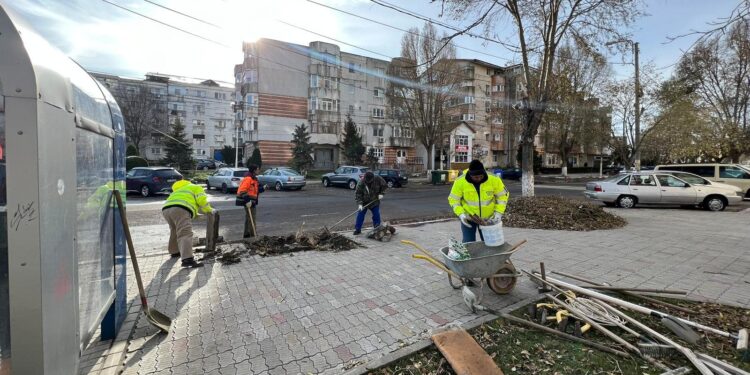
[234,38,419,170]
[93,72,235,162]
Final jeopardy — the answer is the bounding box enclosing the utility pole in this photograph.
[233,95,245,168]
[633,42,641,171]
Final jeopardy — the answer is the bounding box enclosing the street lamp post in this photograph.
[233,96,245,168]
[607,39,641,171]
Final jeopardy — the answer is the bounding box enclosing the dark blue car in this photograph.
[499,167,522,180]
[126,167,183,197]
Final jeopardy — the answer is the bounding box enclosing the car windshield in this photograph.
[155,169,179,176]
[233,171,248,177]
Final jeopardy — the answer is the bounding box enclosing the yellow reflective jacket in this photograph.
[448,170,509,218]
[163,180,212,218]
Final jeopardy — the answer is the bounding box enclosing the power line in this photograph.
[143,0,222,29]
[367,0,632,66]
[305,0,516,64]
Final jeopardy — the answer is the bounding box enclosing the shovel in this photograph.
[244,203,257,237]
[327,200,377,231]
[113,190,172,333]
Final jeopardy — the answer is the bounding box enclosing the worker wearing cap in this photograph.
[162,179,215,268]
[354,171,387,235]
[448,159,509,242]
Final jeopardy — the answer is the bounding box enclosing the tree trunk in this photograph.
[521,141,535,197]
[428,143,435,170]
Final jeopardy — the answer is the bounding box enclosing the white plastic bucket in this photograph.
[479,221,505,247]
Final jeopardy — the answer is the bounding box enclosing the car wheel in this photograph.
[140,185,151,197]
[386,180,394,188]
[221,183,228,194]
[348,180,357,190]
[703,196,726,212]
[322,178,331,187]
[275,181,282,191]
[616,195,636,209]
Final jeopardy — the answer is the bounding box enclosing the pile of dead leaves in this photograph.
[504,196,626,231]
[199,228,362,265]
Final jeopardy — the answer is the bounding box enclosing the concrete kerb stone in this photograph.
[340,295,543,375]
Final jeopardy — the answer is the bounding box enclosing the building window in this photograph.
[246,94,257,107]
[195,149,206,156]
[374,88,384,98]
[393,126,401,137]
[151,148,161,155]
[493,133,502,141]
[310,74,319,88]
[371,147,384,158]
[461,113,475,121]
[243,70,257,83]
[320,99,335,111]
[196,90,205,98]
[372,126,384,137]
[455,135,469,146]
[492,84,504,92]
[247,117,258,131]
[193,105,205,114]
[372,108,384,118]
[396,149,407,158]
[309,97,317,111]
[193,119,206,127]
[348,105,354,114]
[375,67,385,86]
[464,96,475,104]
[485,101,491,113]
[455,152,468,163]
[348,62,355,73]
[323,77,337,90]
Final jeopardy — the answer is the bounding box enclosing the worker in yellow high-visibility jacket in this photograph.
[448,160,509,243]
[162,180,215,268]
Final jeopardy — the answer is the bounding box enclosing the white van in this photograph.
[654,164,750,198]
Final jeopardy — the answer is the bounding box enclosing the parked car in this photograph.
[374,169,408,188]
[499,167,522,180]
[126,167,183,197]
[583,171,743,211]
[206,167,248,194]
[322,166,369,190]
[258,168,306,191]
[655,163,750,198]
[195,159,225,170]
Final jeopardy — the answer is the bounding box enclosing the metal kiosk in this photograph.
[0,5,128,374]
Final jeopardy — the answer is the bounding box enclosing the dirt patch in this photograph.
[197,229,362,264]
[504,196,626,231]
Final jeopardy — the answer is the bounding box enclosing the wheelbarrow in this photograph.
[402,239,527,312]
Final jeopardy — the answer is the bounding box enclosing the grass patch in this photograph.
[306,170,326,181]
[370,297,750,374]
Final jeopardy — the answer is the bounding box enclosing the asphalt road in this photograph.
[125,180,584,234]
[125,180,749,240]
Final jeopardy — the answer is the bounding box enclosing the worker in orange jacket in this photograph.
[236,164,265,238]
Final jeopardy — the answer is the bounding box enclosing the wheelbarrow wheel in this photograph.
[488,261,517,295]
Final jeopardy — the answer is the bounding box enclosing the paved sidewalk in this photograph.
[81,208,750,374]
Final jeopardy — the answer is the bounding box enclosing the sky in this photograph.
[1,0,741,83]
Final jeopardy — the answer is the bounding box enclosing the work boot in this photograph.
[169,253,180,258]
[353,229,362,235]
[181,257,204,268]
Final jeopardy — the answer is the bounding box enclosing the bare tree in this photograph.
[387,22,461,170]
[543,40,610,175]
[443,0,642,196]
[676,20,750,162]
[114,86,163,155]
[667,0,749,46]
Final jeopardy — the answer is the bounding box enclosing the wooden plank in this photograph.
[432,329,504,375]
[205,211,220,252]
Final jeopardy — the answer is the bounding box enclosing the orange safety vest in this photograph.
[237,175,259,200]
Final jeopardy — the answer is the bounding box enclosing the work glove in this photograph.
[458,214,472,228]
[210,208,217,215]
[492,213,503,222]
[358,204,364,212]
[378,194,384,200]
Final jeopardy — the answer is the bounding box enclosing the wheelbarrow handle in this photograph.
[502,239,528,255]
[412,254,460,279]
[400,240,434,258]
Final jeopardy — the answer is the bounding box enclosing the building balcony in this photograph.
[311,123,338,134]
[490,141,505,151]
[389,136,415,148]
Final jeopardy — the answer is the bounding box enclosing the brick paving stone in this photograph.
[91,208,750,375]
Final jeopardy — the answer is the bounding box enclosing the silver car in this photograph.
[257,168,306,191]
[206,167,248,194]
[322,166,369,190]
[584,171,743,211]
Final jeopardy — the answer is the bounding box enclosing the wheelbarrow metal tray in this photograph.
[438,241,516,279]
